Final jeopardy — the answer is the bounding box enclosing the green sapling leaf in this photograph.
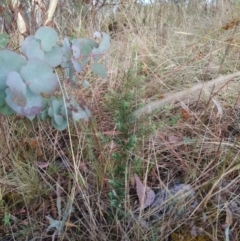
[40,109,48,121]
[71,40,81,58]
[48,99,60,117]
[21,35,35,55]
[92,32,110,59]
[80,42,92,56]
[5,88,43,117]
[66,97,91,121]
[20,59,58,94]
[82,80,91,88]
[44,45,63,67]
[53,112,65,126]
[0,50,27,90]
[91,62,107,78]
[79,38,99,48]
[35,27,58,52]
[48,107,53,117]
[72,58,82,73]
[51,117,68,131]
[98,32,110,52]
[6,71,27,107]
[0,91,6,106]
[72,108,91,121]
[72,57,89,75]
[0,25,109,130]
[52,99,62,113]
[68,61,74,81]
[63,37,70,50]
[0,104,14,116]
[61,37,71,68]
[24,38,44,60]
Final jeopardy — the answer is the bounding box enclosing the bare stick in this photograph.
[132,71,240,118]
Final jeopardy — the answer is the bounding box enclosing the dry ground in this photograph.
[1,1,240,240]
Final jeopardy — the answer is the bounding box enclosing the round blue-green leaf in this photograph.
[92,32,110,61]
[5,88,43,117]
[63,37,70,52]
[61,38,71,67]
[61,55,69,68]
[24,38,44,60]
[52,99,62,112]
[78,38,99,48]
[20,59,58,94]
[60,103,68,117]
[72,40,81,58]
[66,97,91,121]
[0,104,14,116]
[0,90,6,106]
[48,99,62,117]
[82,80,91,88]
[72,58,82,73]
[80,42,92,56]
[51,117,68,131]
[91,63,107,78]
[35,27,58,52]
[72,107,91,121]
[53,113,65,126]
[44,45,63,67]
[6,71,27,107]
[26,115,36,121]
[21,35,35,55]
[0,50,27,90]
[48,106,54,117]
[99,32,110,52]
[67,61,74,81]
[92,32,110,56]
[39,108,48,121]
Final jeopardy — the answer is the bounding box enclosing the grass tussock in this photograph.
[1,1,240,240]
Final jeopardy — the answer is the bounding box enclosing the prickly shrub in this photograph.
[0,27,110,130]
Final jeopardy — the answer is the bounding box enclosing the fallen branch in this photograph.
[132,71,240,118]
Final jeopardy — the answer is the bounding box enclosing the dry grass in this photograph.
[1,1,240,240]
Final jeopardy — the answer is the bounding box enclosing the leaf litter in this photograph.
[134,174,197,226]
